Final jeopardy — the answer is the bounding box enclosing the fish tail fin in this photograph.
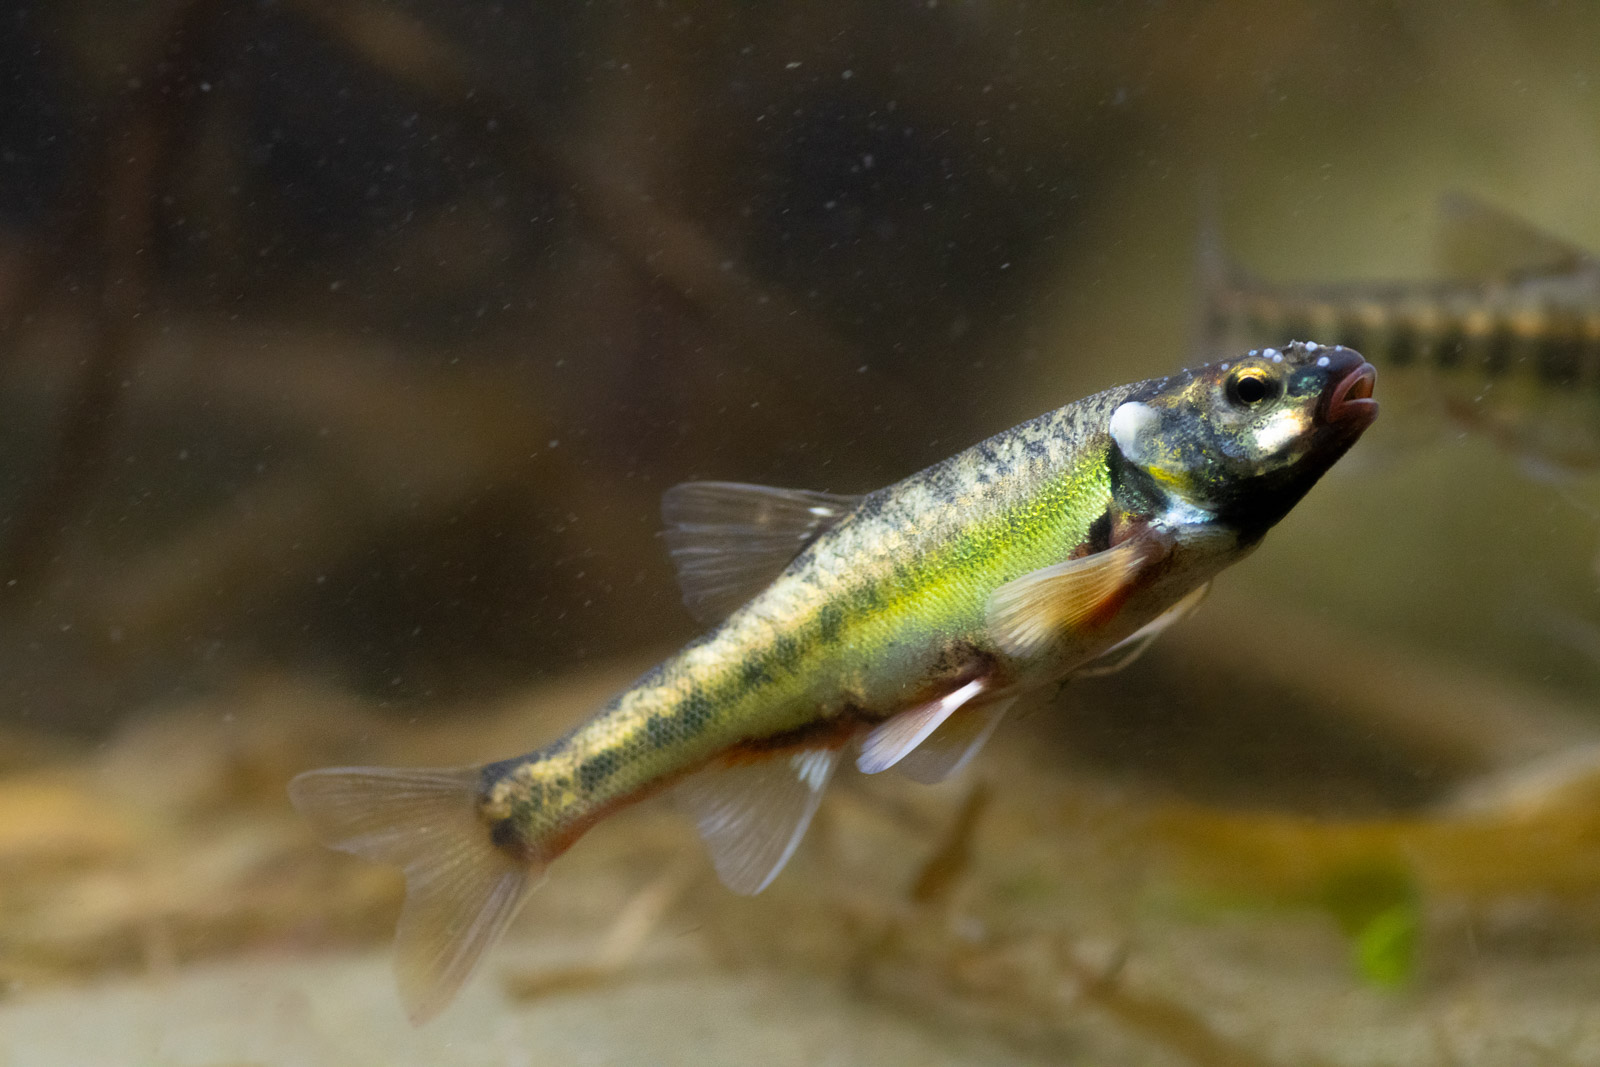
[289,765,538,1024]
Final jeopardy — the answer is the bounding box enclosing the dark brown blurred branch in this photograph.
[65,332,580,654]
[0,0,249,605]
[909,782,990,907]
[4,0,865,618]
[291,0,866,391]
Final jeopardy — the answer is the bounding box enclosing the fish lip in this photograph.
[1323,361,1379,429]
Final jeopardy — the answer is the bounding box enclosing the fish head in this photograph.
[1110,341,1377,534]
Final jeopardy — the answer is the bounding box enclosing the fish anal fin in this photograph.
[289,766,537,1024]
[1435,192,1594,281]
[1073,580,1210,679]
[673,743,841,895]
[661,481,864,624]
[986,527,1171,659]
[894,696,1016,784]
[857,678,988,775]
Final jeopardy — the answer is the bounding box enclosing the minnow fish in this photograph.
[289,342,1378,1021]
[1199,195,1600,474]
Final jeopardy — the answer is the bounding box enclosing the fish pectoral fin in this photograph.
[985,527,1171,659]
[674,744,842,895]
[288,766,537,1024]
[1072,581,1210,679]
[1436,192,1595,281]
[661,481,865,624]
[857,678,989,775]
[893,695,1016,784]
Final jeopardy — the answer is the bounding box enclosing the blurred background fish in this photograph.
[1199,194,1600,478]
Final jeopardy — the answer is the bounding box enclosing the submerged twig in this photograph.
[501,857,698,1001]
[65,338,573,652]
[909,781,990,908]
[0,0,247,606]
[1054,938,1299,1067]
[287,0,868,430]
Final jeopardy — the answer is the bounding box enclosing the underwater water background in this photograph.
[4,2,1600,1063]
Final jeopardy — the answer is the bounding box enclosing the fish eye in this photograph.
[1226,368,1280,407]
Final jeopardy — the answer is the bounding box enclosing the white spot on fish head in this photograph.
[1110,400,1159,459]
[1219,362,1230,371]
[1248,350,1259,356]
[1304,341,1320,352]
[1265,348,1281,362]
[1252,407,1309,454]
[1316,355,1330,368]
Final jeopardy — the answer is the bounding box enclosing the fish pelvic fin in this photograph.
[288,766,538,1025]
[1071,580,1210,679]
[674,744,841,895]
[857,678,988,775]
[892,695,1016,784]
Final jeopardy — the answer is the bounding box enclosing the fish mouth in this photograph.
[1323,361,1379,430]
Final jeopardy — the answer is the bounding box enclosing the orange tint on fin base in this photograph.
[985,527,1170,658]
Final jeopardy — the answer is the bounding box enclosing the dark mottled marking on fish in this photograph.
[738,657,770,690]
[577,749,621,791]
[645,713,675,749]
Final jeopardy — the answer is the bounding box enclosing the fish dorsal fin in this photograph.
[857,678,988,775]
[1072,581,1210,679]
[985,527,1170,659]
[288,766,537,1024]
[661,481,864,624]
[894,696,1016,784]
[1194,195,1261,300]
[674,745,841,894]
[1435,193,1593,281]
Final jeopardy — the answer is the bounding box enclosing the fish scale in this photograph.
[487,397,1122,845]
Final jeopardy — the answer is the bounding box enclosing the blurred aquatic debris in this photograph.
[501,858,699,1002]
[1200,194,1600,476]
[0,661,644,995]
[2,643,1600,1061]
